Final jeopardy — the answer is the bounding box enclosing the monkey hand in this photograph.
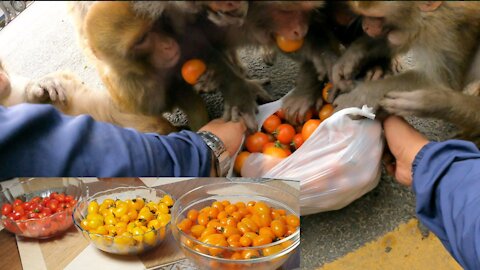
[194,69,219,93]
[222,80,272,132]
[333,83,384,113]
[331,50,365,94]
[260,45,277,66]
[207,9,245,27]
[380,89,452,118]
[283,89,323,125]
[25,73,70,105]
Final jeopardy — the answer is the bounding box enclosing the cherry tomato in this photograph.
[1,204,13,216]
[182,59,207,85]
[55,193,66,203]
[271,220,287,238]
[285,215,300,227]
[275,35,304,52]
[301,119,321,141]
[31,196,42,204]
[291,133,304,150]
[49,192,58,200]
[47,199,59,213]
[262,114,282,134]
[187,209,199,221]
[13,205,25,215]
[319,104,334,121]
[245,132,270,153]
[234,151,251,175]
[263,146,288,158]
[322,82,333,102]
[241,249,260,259]
[274,124,296,144]
[253,235,273,246]
[275,108,286,120]
[13,199,23,207]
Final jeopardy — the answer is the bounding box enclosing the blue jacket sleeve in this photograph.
[413,140,480,270]
[0,104,212,177]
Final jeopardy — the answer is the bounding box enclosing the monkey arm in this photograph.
[0,104,212,177]
[413,140,480,270]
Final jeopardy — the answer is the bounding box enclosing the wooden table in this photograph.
[0,178,299,270]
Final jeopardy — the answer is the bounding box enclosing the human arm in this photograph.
[383,115,480,269]
[0,104,212,177]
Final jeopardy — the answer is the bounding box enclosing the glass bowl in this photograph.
[171,181,300,270]
[0,178,86,239]
[73,186,172,255]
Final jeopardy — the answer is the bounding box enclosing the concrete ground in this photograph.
[0,2,460,269]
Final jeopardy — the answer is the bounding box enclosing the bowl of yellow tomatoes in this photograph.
[171,181,300,270]
[72,186,174,255]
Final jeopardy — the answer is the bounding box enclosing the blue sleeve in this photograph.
[0,104,211,177]
[413,140,480,270]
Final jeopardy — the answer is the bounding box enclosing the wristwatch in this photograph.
[197,131,231,177]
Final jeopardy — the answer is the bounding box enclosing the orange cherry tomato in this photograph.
[274,124,296,144]
[237,221,251,234]
[225,204,238,215]
[191,224,206,238]
[227,234,242,247]
[207,207,219,219]
[241,217,259,233]
[187,209,199,221]
[200,227,217,239]
[271,220,287,238]
[197,212,210,226]
[301,119,321,141]
[253,202,270,216]
[276,35,304,52]
[262,245,284,256]
[263,146,288,158]
[253,235,273,246]
[322,82,333,102]
[222,226,241,238]
[178,218,193,232]
[285,215,300,227]
[181,59,207,85]
[263,114,282,134]
[241,249,260,259]
[319,104,334,121]
[230,252,243,260]
[211,201,225,211]
[235,202,246,209]
[259,227,276,240]
[291,133,304,150]
[239,235,253,247]
[245,132,270,153]
[234,151,251,175]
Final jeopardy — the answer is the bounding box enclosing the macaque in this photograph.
[0,59,176,134]
[332,1,480,143]
[80,1,210,131]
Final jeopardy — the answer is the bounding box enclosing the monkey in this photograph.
[79,1,211,132]
[0,59,176,134]
[330,1,480,143]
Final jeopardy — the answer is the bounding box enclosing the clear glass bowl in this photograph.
[73,186,172,255]
[0,178,86,239]
[171,181,300,270]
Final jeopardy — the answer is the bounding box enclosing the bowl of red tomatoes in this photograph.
[0,178,86,239]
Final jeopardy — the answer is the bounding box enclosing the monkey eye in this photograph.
[135,33,149,47]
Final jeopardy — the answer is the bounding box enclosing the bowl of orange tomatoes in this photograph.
[72,186,174,255]
[0,178,86,239]
[171,181,300,270]
[234,83,334,176]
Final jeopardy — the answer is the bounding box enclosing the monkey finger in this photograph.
[315,97,324,111]
[222,104,232,121]
[241,112,258,132]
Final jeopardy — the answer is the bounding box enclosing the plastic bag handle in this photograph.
[328,105,377,122]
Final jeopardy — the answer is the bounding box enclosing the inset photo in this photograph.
[0,177,299,270]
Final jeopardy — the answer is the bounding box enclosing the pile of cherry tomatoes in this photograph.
[1,192,77,238]
[79,195,174,253]
[178,200,300,260]
[234,83,334,175]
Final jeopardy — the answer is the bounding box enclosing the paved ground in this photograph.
[0,2,460,269]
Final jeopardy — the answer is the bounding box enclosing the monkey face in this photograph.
[205,1,249,27]
[150,33,181,69]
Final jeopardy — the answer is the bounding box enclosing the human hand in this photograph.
[199,118,247,157]
[382,115,429,186]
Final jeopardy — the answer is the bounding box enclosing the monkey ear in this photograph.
[418,1,442,12]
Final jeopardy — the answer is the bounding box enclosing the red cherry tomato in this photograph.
[55,193,66,203]
[245,132,270,153]
[291,133,304,150]
[47,199,59,213]
[262,115,282,134]
[1,204,13,216]
[13,199,23,207]
[275,124,296,144]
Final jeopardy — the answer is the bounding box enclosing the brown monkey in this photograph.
[82,1,209,131]
[332,1,480,143]
[0,59,176,134]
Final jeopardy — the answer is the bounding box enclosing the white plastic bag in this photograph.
[229,94,384,215]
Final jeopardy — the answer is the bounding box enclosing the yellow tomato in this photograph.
[132,198,145,211]
[147,219,161,231]
[157,213,171,227]
[144,230,157,246]
[87,201,99,214]
[162,195,174,207]
[158,203,169,214]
